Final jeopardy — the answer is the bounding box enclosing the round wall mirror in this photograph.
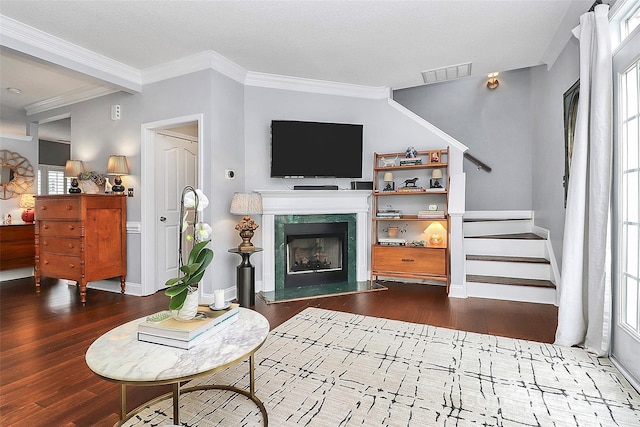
[0,149,35,200]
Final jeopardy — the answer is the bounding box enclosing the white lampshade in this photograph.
[64,160,84,178]
[383,172,394,182]
[107,155,129,176]
[18,193,35,209]
[230,192,263,215]
[431,169,443,180]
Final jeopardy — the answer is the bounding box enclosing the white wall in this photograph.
[393,68,535,211]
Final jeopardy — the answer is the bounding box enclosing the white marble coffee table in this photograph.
[85,307,270,426]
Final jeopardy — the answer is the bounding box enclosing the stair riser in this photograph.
[466,260,551,280]
[463,220,533,237]
[465,239,547,258]
[466,282,557,305]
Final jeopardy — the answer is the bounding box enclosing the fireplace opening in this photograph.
[284,222,348,288]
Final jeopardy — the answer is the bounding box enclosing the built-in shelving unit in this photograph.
[371,148,450,291]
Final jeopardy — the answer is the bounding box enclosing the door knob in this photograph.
[160,216,167,222]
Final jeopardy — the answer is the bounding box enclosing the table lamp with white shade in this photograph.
[65,160,84,193]
[230,192,263,251]
[430,169,443,189]
[107,155,129,193]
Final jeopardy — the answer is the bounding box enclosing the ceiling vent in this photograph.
[421,62,472,84]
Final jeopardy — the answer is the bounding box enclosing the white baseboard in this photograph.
[610,355,640,393]
[87,280,143,296]
[448,282,467,298]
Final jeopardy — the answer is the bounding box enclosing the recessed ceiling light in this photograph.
[6,87,22,94]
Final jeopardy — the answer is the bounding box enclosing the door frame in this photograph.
[140,113,204,296]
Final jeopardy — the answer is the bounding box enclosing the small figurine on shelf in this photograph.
[402,177,419,188]
[405,146,418,158]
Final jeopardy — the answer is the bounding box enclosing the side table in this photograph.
[228,247,262,307]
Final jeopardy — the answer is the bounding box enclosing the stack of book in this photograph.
[137,304,240,349]
[376,209,401,219]
[418,210,446,219]
[379,238,407,246]
[399,157,423,166]
[397,187,426,192]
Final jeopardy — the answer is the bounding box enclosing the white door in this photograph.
[155,132,199,288]
[612,27,640,385]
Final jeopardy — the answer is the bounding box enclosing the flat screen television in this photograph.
[271,120,363,178]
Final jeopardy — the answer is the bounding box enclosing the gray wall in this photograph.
[393,68,535,211]
[393,43,580,268]
[531,38,580,268]
[27,69,246,294]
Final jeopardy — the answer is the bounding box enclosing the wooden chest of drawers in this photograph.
[371,245,447,280]
[34,194,127,303]
[0,224,35,271]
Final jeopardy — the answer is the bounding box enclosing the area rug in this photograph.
[123,308,640,426]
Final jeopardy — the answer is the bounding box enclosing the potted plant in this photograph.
[164,186,213,320]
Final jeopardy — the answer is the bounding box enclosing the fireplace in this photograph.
[258,190,378,301]
[284,222,349,288]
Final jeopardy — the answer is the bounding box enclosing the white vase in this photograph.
[79,180,100,194]
[171,289,199,321]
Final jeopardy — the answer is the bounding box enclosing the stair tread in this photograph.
[466,275,556,289]
[466,232,543,240]
[466,255,550,264]
[464,218,531,222]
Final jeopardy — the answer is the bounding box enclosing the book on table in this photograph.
[138,315,239,349]
[138,303,239,341]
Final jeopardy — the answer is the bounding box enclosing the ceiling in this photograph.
[0,0,597,140]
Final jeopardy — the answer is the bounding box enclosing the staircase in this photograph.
[464,215,557,305]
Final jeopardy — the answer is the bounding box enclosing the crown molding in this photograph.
[142,50,247,85]
[0,15,141,93]
[25,85,119,115]
[245,72,391,99]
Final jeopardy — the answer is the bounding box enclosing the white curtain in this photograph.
[555,4,612,356]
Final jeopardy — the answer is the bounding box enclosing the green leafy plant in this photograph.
[164,240,214,310]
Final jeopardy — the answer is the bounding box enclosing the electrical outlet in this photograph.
[225,169,235,179]
[127,187,134,197]
[111,104,121,120]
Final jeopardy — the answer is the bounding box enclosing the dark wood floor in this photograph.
[0,277,557,426]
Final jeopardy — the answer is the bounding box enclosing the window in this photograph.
[620,59,640,335]
[622,2,640,38]
[38,165,69,195]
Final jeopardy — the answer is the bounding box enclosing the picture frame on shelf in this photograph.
[428,150,441,164]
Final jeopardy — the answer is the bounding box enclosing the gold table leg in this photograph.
[120,384,127,421]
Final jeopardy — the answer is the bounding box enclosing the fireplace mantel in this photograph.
[257,190,371,292]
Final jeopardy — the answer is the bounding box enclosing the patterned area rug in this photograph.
[123,308,640,426]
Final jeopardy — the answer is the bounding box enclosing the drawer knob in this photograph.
[41,205,47,210]
[69,264,75,269]
[43,224,49,229]
[66,205,73,211]
[43,260,49,265]
[401,258,415,262]
[43,241,48,246]
[68,225,75,230]
[68,243,74,248]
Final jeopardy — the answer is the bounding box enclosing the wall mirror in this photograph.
[0,149,35,200]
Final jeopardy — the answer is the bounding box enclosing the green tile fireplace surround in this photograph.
[260,213,385,303]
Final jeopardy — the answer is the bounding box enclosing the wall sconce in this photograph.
[424,221,447,247]
[65,160,84,193]
[430,169,443,189]
[383,172,394,191]
[107,155,129,193]
[487,72,499,89]
[230,192,263,251]
[19,193,35,223]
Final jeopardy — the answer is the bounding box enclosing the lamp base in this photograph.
[236,219,257,251]
[69,178,81,193]
[112,176,125,192]
[21,209,34,223]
